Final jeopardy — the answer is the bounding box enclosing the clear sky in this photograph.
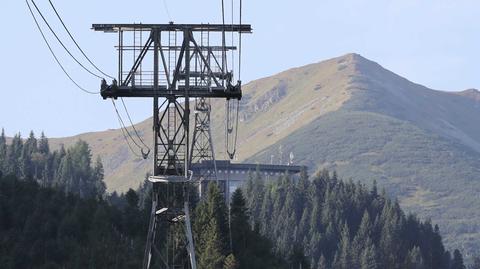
[1,0,479,137]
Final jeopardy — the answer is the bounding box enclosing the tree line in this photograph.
[0,174,148,268]
[243,169,466,269]
[0,129,105,198]
[0,129,471,268]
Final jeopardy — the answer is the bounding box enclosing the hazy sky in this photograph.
[1,0,479,137]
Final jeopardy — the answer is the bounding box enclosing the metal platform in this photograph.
[92,23,252,33]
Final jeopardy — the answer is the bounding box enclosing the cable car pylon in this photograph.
[93,23,252,269]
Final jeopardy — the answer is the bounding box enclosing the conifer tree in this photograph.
[195,183,229,269]
[223,254,238,269]
[451,249,465,269]
[198,217,226,269]
[404,246,424,269]
[38,131,50,155]
[21,131,37,180]
[360,239,378,269]
[353,210,372,264]
[92,156,106,197]
[337,223,352,269]
[317,254,327,269]
[6,133,23,176]
[230,189,249,255]
[0,128,6,174]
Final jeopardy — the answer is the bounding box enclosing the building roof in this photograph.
[191,160,305,174]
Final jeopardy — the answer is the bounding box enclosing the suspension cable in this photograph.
[162,0,172,22]
[113,103,143,159]
[231,0,235,75]
[112,99,149,159]
[233,100,240,157]
[120,97,151,151]
[226,100,239,160]
[31,0,105,80]
[47,0,115,80]
[26,0,99,95]
[239,0,243,80]
[221,0,227,74]
[234,0,243,155]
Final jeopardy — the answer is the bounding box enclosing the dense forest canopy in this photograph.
[0,129,471,268]
[0,175,284,269]
[243,170,467,269]
[0,129,105,198]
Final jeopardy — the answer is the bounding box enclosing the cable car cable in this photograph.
[25,0,99,95]
[120,97,151,152]
[47,0,115,80]
[31,0,105,80]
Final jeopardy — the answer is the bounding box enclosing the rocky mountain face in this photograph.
[49,53,480,255]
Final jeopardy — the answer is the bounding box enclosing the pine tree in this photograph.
[230,189,249,255]
[21,131,37,180]
[195,183,229,269]
[360,239,378,269]
[92,156,106,197]
[125,189,139,208]
[316,254,327,269]
[451,249,465,269]
[337,223,352,269]
[352,210,372,265]
[6,133,23,176]
[223,254,238,269]
[38,132,50,155]
[198,217,226,269]
[0,128,6,174]
[443,251,452,269]
[404,246,424,269]
[56,152,73,192]
[429,224,447,269]
[379,200,401,268]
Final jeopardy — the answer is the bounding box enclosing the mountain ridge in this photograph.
[15,53,480,254]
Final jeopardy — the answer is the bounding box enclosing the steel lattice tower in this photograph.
[191,98,218,176]
[93,23,251,269]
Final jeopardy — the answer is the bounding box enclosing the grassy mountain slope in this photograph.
[49,54,357,191]
[47,53,480,254]
[48,123,153,192]
[246,54,480,254]
[248,110,480,253]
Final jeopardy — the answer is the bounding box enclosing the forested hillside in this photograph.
[42,54,480,255]
[0,175,147,268]
[0,130,284,269]
[0,174,286,269]
[0,171,467,268]
[0,129,105,198]
[243,170,466,269]
[0,129,470,268]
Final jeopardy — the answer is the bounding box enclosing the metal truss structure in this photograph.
[190,97,218,180]
[93,23,252,269]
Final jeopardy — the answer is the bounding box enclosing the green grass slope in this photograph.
[245,54,480,255]
[247,110,480,254]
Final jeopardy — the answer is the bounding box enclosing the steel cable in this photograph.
[112,99,149,158]
[26,0,99,95]
[31,0,105,80]
[120,97,151,151]
[48,0,115,80]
